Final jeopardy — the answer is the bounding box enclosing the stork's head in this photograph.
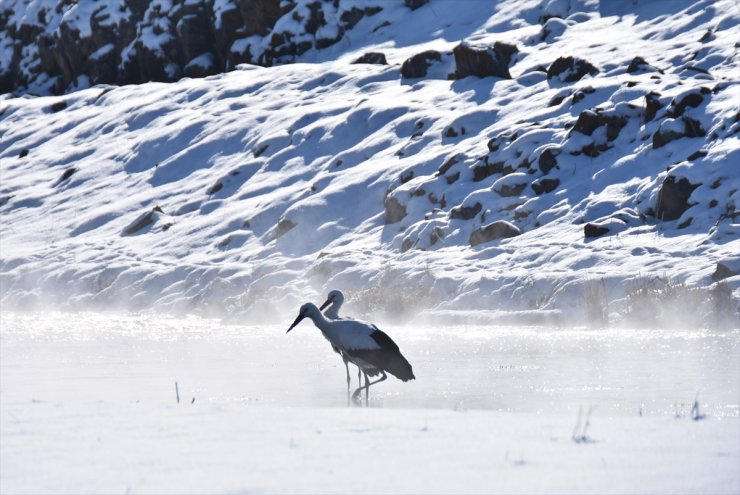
[286,303,318,333]
[320,289,344,311]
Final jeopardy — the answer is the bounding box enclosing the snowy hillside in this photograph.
[1,0,738,325]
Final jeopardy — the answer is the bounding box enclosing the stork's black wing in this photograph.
[345,327,415,381]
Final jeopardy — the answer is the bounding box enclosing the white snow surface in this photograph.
[1,312,738,494]
[0,0,739,324]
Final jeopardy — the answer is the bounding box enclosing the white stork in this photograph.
[318,290,363,396]
[287,303,415,400]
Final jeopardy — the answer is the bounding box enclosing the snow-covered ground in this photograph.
[1,0,738,324]
[1,312,738,494]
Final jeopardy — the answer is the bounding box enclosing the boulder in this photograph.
[384,195,407,224]
[450,202,482,220]
[452,41,517,79]
[472,160,504,182]
[401,50,443,78]
[656,176,700,221]
[469,220,521,246]
[547,56,598,83]
[531,178,559,195]
[653,116,706,148]
[572,110,627,140]
[538,148,558,174]
[584,223,609,239]
[667,92,703,118]
[352,52,388,65]
[644,91,662,122]
[493,172,529,197]
[275,217,296,239]
[712,260,739,282]
[124,206,164,235]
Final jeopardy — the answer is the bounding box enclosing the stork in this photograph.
[319,290,363,397]
[287,303,415,400]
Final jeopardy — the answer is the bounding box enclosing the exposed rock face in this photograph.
[401,50,443,79]
[712,259,739,282]
[352,52,388,65]
[531,178,559,195]
[573,110,627,140]
[656,176,700,221]
[0,0,386,95]
[452,42,518,79]
[584,223,610,239]
[547,56,599,83]
[653,116,706,148]
[538,148,558,174]
[450,202,482,220]
[384,195,407,224]
[469,220,521,246]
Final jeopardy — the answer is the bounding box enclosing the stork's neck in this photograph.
[307,308,331,331]
[323,301,340,319]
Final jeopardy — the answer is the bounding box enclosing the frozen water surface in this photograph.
[1,312,738,494]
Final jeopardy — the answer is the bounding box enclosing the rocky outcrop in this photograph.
[547,56,598,83]
[0,0,386,95]
[384,194,407,224]
[584,223,610,239]
[401,50,443,79]
[452,41,517,79]
[656,176,700,221]
[469,220,520,246]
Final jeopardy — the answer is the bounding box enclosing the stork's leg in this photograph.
[352,371,387,400]
[343,357,351,394]
[365,372,369,401]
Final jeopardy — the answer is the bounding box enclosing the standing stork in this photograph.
[287,303,415,400]
[319,290,364,397]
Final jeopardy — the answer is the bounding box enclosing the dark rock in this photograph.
[18,149,29,158]
[276,217,296,239]
[352,52,387,65]
[384,195,407,224]
[401,50,442,79]
[547,56,598,82]
[656,176,700,221]
[400,170,414,183]
[450,202,482,220]
[584,223,610,239]
[548,94,567,107]
[677,217,693,229]
[645,91,662,122]
[429,226,445,245]
[709,199,718,208]
[472,161,503,181]
[50,101,67,112]
[531,178,560,195]
[124,206,164,235]
[573,110,627,140]
[452,41,517,79]
[712,261,738,282]
[683,116,705,138]
[404,0,429,10]
[400,238,413,252]
[625,56,662,74]
[56,167,77,185]
[254,144,269,157]
[207,182,223,195]
[667,92,703,118]
[496,182,527,197]
[444,127,458,138]
[446,172,460,184]
[538,149,558,174]
[687,150,707,161]
[469,220,521,246]
[437,155,460,176]
[652,127,684,149]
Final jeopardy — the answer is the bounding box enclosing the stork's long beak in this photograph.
[319,298,331,311]
[286,313,304,333]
